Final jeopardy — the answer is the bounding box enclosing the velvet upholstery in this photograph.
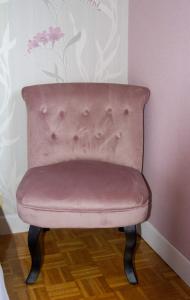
[17,83,150,228]
[17,160,149,228]
[22,83,150,170]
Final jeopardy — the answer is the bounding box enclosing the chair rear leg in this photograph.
[118,227,124,232]
[26,225,43,284]
[123,225,138,284]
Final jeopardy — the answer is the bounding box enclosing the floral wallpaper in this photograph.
[0,2,18,216]
[0,0,128,231]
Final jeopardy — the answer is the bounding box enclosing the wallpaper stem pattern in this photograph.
[0,2,18,215]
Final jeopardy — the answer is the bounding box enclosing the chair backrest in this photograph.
[22,83,150,171]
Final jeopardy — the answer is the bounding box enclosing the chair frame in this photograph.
[26,225,138,285]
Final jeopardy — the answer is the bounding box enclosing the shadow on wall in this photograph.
[0,208,25,300]
[0,208,12,262]
[0,208,31,299]
[0,208,12,299]
[164,156,190,260]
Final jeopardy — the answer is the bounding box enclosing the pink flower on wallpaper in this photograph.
[34,31,49,45]
[48,27,64,46]
[27,27,64,53]
[27,38,40,53]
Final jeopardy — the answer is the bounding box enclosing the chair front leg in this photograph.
[123,225,138,284]
[26,225,43,284]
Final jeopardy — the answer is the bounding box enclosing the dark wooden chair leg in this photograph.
[26,225,43,284]
[118,227,124,232]
[123,225,138,285]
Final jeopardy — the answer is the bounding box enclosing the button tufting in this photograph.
[95,132,103,139]
[59,110,65,118]
[116,132,122,139]
[124,109,129,115]
[106,107,112,114]
[73,135,79,141]
[83,109,89,116]
[51,133,57,140]
[40,106,47,114]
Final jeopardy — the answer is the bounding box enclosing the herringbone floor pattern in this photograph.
[0,228,190,300]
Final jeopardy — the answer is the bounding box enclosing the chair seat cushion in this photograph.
[17,160,150,228]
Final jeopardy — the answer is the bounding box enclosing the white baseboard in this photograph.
[0,214,28,235]
[138,221,190,287]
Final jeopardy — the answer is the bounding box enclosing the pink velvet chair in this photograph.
[16,83,150,285]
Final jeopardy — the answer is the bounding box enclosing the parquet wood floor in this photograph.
[0,228,190,300]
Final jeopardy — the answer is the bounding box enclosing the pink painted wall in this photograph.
[128,0,190,260]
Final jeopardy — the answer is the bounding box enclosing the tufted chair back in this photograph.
[22,83,150,170]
